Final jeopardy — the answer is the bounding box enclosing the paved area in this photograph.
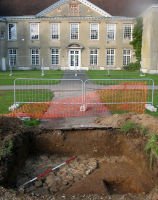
[61,70,88,81]
[40,115,111,130]
[42,71,110,122]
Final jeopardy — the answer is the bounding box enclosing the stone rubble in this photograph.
[16,155,98,195]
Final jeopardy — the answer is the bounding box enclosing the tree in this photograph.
[130,17,143,64]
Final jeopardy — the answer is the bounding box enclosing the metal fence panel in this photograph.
[12,78,154,118]
[84,79,154,113]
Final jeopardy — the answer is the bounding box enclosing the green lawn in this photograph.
[86,70,158,85]
[0,70,63,85]
[0,90,53,114]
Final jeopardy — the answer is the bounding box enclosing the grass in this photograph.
[23,118,41,126]
[0,70,63,85]
[145,134,158,168]
[120,121,148,135]
[0,90,53,114]
[86,70,157,85]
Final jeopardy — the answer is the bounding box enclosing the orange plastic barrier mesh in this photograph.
[8,82,147,119]
[97,82,147,114]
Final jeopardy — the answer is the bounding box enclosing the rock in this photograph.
[65,175,74,182]
[35,187,49,195]
[25,186,36,193]
[62,180,69,186]
[49,186,58,193]
[85,169,93,175]
[35,180,43,188]
[45,174,56,187]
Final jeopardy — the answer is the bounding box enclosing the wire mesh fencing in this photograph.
[6,78,154,119]
[84,79,154,114]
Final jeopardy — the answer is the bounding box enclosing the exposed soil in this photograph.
[0,115,158,200]
[95,113,158,134]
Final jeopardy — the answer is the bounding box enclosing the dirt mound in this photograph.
[95,113,158,133]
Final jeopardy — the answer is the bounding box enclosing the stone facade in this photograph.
[0,0,137,71]
[141,5,158,74]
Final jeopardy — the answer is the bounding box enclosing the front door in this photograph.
[69,49,80,70]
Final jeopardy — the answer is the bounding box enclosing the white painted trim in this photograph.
[78,0,111,17]
[51,23,60,40]
[123,23,133,41]
[4,16,135,21]
[51,48,60,65]
[90,23,99,40]
[8,23,17,41]
[36,0,112,17]
[106,23,116,41]
[69,49,81,70]
[106,48,115,66]
[89,48,99,66]
[30,23,39,40]
[123,48,132,66]
[30,48,40,65]
[70,23,79,40]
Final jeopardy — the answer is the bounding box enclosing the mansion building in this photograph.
[0,0,158,73]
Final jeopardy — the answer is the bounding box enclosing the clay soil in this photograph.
[0,115,158,200]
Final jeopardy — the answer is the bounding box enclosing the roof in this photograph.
[0,0,156,17]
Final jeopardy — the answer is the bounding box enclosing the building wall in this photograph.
[0,17,134,70]
[0,0,135,71]
[141,6,158,74]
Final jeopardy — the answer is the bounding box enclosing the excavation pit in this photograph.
[7,129,157,197]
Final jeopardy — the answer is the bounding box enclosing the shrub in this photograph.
[145,134,158,168]
[123,62,141,71]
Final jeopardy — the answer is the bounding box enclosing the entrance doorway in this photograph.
[69,49,80,70]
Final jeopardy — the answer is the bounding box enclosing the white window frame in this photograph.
[106,48,115,66]
[90,49,98,66]
[8,23,17,40]
[31,48,40,65]
[123,24,133,41]
[70,23,79,40]
[90,23,99,40]
[30,23,39,40]
[51,23,60,40]
[8,48,17,66]
[107,24,116,41]
[51,48,60,65]
[123,49,131,66]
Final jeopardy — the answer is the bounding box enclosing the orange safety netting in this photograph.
[8,82,147,119]
[97,82,147,114]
